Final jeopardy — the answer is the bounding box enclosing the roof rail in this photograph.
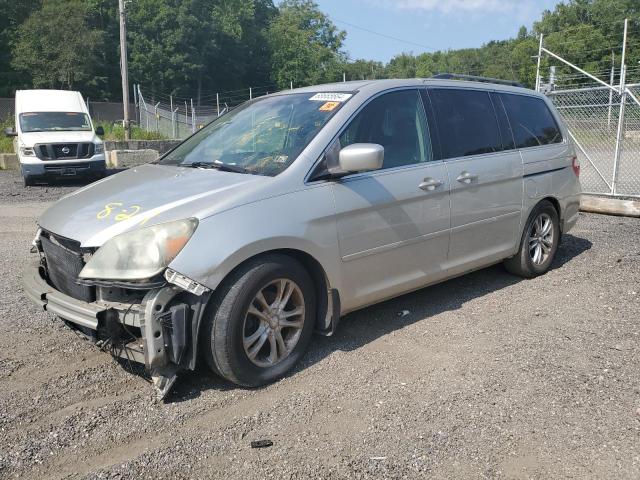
[431,73,526,88]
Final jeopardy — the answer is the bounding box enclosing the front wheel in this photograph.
[504,200,560,278]
[202,255,316,387]
[22,174,34,187]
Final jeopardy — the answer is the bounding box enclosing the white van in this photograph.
[5,90,106,186]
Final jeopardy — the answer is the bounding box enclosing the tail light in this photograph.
[571,155,580,177]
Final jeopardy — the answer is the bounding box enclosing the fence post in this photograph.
[191,98,195,133]
[216,93,220,116]
[170,95,174,136]
[612,18,629,195]
[172,107,178,139]
[290,81,293,90]
[249,87,252,100]
[535,34,544,92]
[607,52,615,130]
[154,102,160,132]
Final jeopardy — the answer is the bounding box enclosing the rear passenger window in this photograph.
[499,94,563,148]
[339,89,433,169]
[429,89,502,159]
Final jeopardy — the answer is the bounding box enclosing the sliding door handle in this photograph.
[419,178,444,191]
[456,171,479,184]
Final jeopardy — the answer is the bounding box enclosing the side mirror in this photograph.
[95,126,105,136]
[4,127,17,137]
[339,143,384,173]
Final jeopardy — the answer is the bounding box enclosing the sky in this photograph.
[313,0,560,62]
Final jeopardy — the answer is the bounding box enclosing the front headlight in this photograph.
[20,146,35,156]
[79,218,198,280]
[94,143,104,154]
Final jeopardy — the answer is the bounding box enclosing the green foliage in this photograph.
[268,0,346,88]
[0,0,638,98]
[0,117,15,153]
[352,0,639,88]
[95,121,167,141]
[12,0,103,90]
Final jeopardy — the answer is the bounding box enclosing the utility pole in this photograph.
[535,34,544,92]
[118,0,131,140]
[612,18,629,195]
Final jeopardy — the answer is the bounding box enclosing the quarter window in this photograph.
[429,89,503,159]
[339,90,433,169]
[499,94,563,148]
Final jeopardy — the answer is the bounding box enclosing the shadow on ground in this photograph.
[28,169,124,187]
[167,234,592,402]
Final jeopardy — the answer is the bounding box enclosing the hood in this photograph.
[38,164,272,247]
[19,130,99,146]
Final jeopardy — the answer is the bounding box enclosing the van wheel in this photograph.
[23,175,34,187]
[203,255,316,387]
[504,200,560,278]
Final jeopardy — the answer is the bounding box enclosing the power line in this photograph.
[330,17,437,52]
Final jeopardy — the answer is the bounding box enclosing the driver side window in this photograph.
[339,89,433,169]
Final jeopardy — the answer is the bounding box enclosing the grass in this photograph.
[0,117,15,154]
[0,118,167,154]
[96,121,168,141]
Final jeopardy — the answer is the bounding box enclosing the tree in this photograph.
[343,59,385,81]
[0,0,42,96]
[12,0,102,90]
[385,53,417,78]
[268,0,346,89]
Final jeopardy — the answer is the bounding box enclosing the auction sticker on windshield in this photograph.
[309,93,352,102]
[319,101,340,112]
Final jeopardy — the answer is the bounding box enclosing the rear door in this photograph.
[331,89,451,311]
[426,88,523,273]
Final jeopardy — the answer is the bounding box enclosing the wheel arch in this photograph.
[539,196,563,235]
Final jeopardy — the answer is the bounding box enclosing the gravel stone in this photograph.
[0,169,639,479]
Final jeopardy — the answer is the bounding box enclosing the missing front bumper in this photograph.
[23,263,210,399]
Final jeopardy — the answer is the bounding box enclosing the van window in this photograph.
[428,89,502,159]
[161,92,350,176]
[19,112,92,132]
[499,94,563,148]
[490,92,516,151]
[339,89,433,169]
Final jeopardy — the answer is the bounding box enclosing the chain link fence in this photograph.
[547,83,640,197]
[136,84,277,140]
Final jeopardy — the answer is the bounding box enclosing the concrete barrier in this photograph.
[580,195,640,218]
[104,140,180,155]
[0,153,19,170]
[106,149,159,169]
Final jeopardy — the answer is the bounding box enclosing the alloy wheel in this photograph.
[242,278,305,368]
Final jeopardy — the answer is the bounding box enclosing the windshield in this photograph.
[160,92,352,176]
[19,112,92,132]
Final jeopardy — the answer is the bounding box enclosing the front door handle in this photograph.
[419,177,443,191]
[456,171,479,184]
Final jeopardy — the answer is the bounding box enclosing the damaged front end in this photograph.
[24,228,211,399]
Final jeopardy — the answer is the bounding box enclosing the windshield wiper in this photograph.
[184,162,250,174]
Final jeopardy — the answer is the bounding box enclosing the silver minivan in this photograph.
[24,78,581,396]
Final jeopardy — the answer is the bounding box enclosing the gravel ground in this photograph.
[0,169,638,479]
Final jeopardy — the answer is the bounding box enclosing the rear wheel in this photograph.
[203,255,316,387]
[504,200,560,278]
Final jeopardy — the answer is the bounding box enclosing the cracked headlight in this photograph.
[79,218,198,280]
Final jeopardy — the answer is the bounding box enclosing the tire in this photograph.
[504,200,560,278]
[202,254,316,387]
[23,174,34,187]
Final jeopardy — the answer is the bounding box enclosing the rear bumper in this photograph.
[23,263,103,330]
